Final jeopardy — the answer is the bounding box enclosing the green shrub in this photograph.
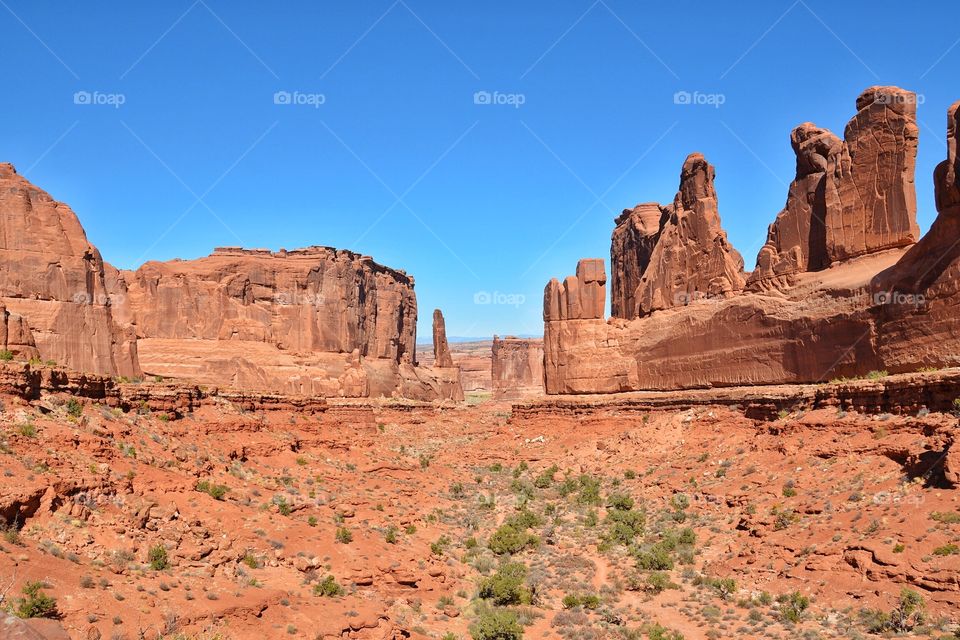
[645,571,676,594]
[562,593,600,609]
[604,507,645,545]
[313,575,344,597]
[478,562,532,605]
[196,480,228,500]
[576,475,602,505]
[0,349,13,361]
[470,606,523,640]
[646,623,684,640]
[148,544,168,570]
[933,543,959,556]
[488,524,538,555]
[534,465,559,489]
[66,398,83,418]
[635,544,674,571]
[335,527,353,544]
[779,591,809,623]
[14,582,58,619]
[930,511,960,524]
[862,588,924,633]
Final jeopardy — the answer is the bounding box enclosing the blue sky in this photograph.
[1,1,956,339]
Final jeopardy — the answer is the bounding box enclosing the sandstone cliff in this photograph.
[747,123,840,291]
[610,203,663,318]
[632,154,745,316]
[824,86,921,261]
[0,164,139,377]
[491,336,544,399]
[544,87,958,394]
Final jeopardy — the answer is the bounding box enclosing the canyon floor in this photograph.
[1,384,958,640]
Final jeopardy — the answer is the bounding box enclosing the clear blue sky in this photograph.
[1,1,955,339]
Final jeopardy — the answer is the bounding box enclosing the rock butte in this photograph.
[0,165,461,401]
[491,336,544,400]
[546,86,960,394]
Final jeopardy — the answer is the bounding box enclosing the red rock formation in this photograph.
[748,123,840,291]
[0,303,38,359]
[491,336,544,399]
[544,88,960,394]
[870,100,960,371]
[0,164,139,377]
[634,153,745,315]
[118,247,459,400]
[824,86,921,262]
[432,309,454,368]
[543,258,606,321]
[610,203,663,318]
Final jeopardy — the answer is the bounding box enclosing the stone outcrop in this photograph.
[491,336,544,399]
[0,167,459,401]
[544,88,960,394]
[432,309,454,367]
[748,123,840,291]
[824,86,921,262]
[0,303,38,359]
[544,258,606,321]
[610,203,663,318]
[634,153,745,315]
[118,248,460,400]
[0,164,139,377]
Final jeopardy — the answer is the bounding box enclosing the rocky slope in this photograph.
[545,87,960,394]
[0,377,957,639]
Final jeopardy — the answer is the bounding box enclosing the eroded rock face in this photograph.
[432,309,454,368]
[544,89,960,393]
[748,124,840,291]
[610,203,663,318]
[871,100,960,370]
[120,248,460,399]
[123,247,417,364]
[824,86,921,262]
[0,164,140,377]
[491,336,544,399]
[634,154,745,315]
[543,258,606,321]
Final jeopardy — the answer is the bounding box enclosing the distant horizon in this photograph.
[2,1,956,339]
